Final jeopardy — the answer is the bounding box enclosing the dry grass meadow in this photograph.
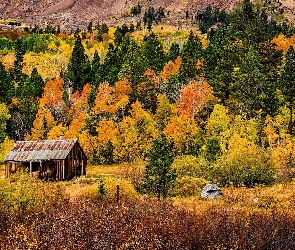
[1,163,295,249]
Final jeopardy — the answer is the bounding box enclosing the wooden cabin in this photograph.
[4,139,87,180]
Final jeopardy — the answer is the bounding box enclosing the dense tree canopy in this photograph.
[0,0,295,190]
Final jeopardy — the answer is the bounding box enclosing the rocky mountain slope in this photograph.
[0,0,294,30]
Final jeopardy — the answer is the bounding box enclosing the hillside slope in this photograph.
[0,0,294,29]
[0,0,234,27]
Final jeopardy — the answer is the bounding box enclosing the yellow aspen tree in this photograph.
[164,114,201,155]
[47,124,67,140]
[154,93,177,131]
[29,106,56,140]
[206,104,230,137]
[113,116,140,162]
[65,113,87,139]
[78,130,96,161]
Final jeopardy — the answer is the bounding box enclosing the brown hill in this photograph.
[0,0,294,30]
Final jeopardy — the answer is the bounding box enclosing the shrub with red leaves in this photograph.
[0,198,295,249]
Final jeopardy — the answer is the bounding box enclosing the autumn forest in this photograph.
[1,0,295,248]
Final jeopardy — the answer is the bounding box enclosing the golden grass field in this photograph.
[76,164,295,210]
[2,163,295,248]
[2,163,295,212]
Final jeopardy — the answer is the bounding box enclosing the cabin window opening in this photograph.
[24,162,40,172]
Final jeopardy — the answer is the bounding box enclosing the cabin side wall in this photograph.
[5,161,24,177]
[44,160,65,180]
[66,143,87,179]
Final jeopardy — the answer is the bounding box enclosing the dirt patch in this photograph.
[44,0,77,15]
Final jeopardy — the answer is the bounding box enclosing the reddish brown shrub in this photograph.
[0,198,295,249]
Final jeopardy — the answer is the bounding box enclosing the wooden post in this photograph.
[29,162,32,173]
[8,162,12,177]
[81,160,84,176]
[4,163,7,178]
[116,185,120,203]
[63,161,65,180]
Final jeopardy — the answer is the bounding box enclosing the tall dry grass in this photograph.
[0,196,295,249]
[2,170,295,249]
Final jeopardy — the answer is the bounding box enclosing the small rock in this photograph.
[253,197,259,203]
[201,184,222,199]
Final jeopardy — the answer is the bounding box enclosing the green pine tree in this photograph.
[166,42,180,62]
[232,45,281,119]
[0,61,13,103]
[98,179,108,199]
[204,27,236,106]
[141,32,165,73]
[102,43,122,85]
[179,31,203,80]
[27,68,44,98]
[118,39,144,85]
[279,46,295,134]
[90,51,103,86]
[66,35,91,92]
[141,134,177,198]
[12,39,26,83]
[204,136,221,162]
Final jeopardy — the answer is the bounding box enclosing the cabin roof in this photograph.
[4,140,79,162]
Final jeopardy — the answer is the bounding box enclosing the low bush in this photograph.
[171,155,208,178]
[83,178,138,201]
[212,150,276,187]
[122,162,145,192]
[0,170,65,213]
[104,178,138,199]
[173,176,209,197]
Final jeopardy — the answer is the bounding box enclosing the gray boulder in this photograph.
[201,184,222,199]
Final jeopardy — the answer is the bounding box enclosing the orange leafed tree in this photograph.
[92,80,131,118]
[92,82,115,115]
[69,83,91,120]
[162,56,182,80]
[178,81,213,118]
[113,79,132,115]
[96,119,119,148]
[39,77,68,124]
[65,113,87,139]
[272,34,295,52]
[40,77,65,109]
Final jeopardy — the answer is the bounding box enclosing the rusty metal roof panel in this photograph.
[4,140,77,162]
